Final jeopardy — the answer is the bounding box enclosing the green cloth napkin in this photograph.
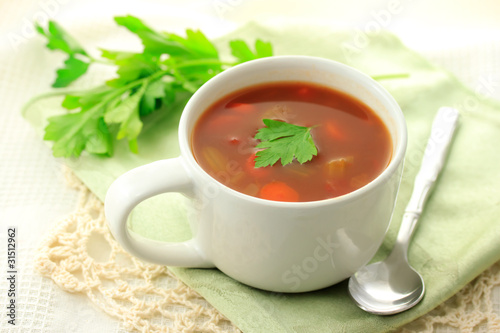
[24,23,500,333]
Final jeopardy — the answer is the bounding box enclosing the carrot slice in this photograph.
[325,121,345,141]
[260,181,299,202]
[227,102,255,113]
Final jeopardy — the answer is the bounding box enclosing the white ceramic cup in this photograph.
[105,55,407,293]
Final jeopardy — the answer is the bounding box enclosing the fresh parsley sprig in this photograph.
[254,119,318,168]
[34,15,273,158]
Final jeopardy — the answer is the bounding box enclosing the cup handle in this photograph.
[104,157,214,268]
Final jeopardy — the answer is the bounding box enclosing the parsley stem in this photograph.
[372,73,410,80]
[21,70,169,118]
[21,89,84,118]
[89,57,115,66]
[109,71,164,96]
[174,59,234,69]
[44,79,150,152]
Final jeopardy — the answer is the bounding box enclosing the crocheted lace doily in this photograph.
[35,169,500,333]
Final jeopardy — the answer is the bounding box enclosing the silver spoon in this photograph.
[348,107,460,315]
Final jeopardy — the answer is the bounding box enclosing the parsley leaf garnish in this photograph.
[44,103,112,157]
[254,119,318,167]
[35,21,92,87]
[33,16,273,158]
[229,39,273,63]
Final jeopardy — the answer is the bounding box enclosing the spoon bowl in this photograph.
[349,248,425,315]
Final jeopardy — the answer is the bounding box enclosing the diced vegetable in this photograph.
[261,104,290,121]
[227,170,245,186]
[350,173,370,189]
[325,156,354,178]
[228,136,240,145]
[202,146,228,173]
[260,181,299,202]
[227,102,255,113]
[246,152,271,177]
[203,147,246,186]
[242,183,260,197]
[284,164,310,177]
[325,121,345,141]
[325,180,338,196]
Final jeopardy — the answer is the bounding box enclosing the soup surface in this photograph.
[191,81,392,202]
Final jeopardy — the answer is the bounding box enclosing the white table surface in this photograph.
[1,0,499,332]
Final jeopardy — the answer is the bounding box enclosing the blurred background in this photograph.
[1,0,499,331]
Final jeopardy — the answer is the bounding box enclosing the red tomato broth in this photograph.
[191,81,392,202]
